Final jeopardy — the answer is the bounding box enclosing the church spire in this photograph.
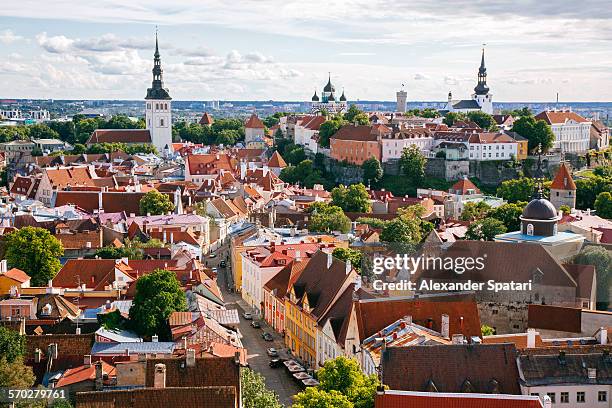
[145,29,171,100]
[473,46,489,96]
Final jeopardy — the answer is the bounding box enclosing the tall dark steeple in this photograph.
[145,31,171,100]
[473,48,489,96]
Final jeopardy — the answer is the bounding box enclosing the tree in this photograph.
[595,192,612,219]
[399,145,426,184]
[460,201,492,221]
[318,119,346,148]
[355,217,387,229]
[241,368,283,408]
[317,356,379,408]
[215,129,240,146]
[279,160,329,189]
[293,388,353,408]
[512,116,555,153]
[139,190,175,216]
[465,218,507,241]
[0,357,35,388]
[380,217,422,244]
[331,184,372,213]
[361,157,383,187]
[467,111,497,131]
[489,202,526,231]
[497,178,538,203]
[443,112,467,127]
[559,205,571,215]
[575,176,612,210]
[332,248,364,273]
[5,227,63,286]
[284,145,307,165]
[0,327,25,363]
[481,325,495,336]
[308,203,351,234]
[344,105,365,123]
[28,123,60,140]
[573,246,611,310]
[129,269,187,338]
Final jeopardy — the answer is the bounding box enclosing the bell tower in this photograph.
[145,31,172,154]
[472,47,493,114]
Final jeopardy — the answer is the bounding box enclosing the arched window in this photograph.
[526,223,534,236]
[160,118,164,127]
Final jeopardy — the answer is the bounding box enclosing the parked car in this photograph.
[266,348,279,357]
[262,332,273,341]
[269,358,283,368]
[242,312,253,320]
[251,321,261,328]
[219,260,227,268]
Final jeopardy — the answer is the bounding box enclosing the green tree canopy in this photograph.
[5,226,64,286]
[511,116,555,153]
[399,145,426,184]
[28,123,60,140]
[361,157,383,187]
[0,327,25,363]
[318,119,346,148]
[293,388,353,408]
[0,357,35,388]
[595,192,612,218]
[331,184,372,213]
[128,269,187,338]
[489,202,526,231]
[241,368,283,408]
[460,201,492,221]
[497,178,543,203]
[443,112,467,127]
[573,246,611,310]
[332,248,364,273]
[466,111,497,131]
[380,217,422,244]
[279,160,329,189]
[307,202,352,233]
[139,190,175,216]
[317,356,379,408]
[575,176,612,210]
[465,218,507,241]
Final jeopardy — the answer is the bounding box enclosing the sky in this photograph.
[0,0,611,102]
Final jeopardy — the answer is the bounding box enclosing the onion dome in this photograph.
[339,89,346,101]
[323,73,335,93]
[328,92,335,102]
[311,90,320,102]
[473,48,489,95]
[522,198,558,220]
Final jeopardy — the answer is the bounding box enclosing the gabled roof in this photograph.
[56,360,115,387]
[535,110,590,125]
[550,162,576,190]
[331,125,389,142]
[144,356,240,390]
[376,391,543,408]
[245,114,265,129]
[381,344,521,394]
[2,267,30,283]
[199,112,214,125]
[452,99,481,109]
[268,151,287,168]
[87,129,152,144]
[449,178,481,195]
[53,259,130,290]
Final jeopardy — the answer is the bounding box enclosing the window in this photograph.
[560,392,569,403]
[577,392,585,403]
[599,391,607,402]
[526,223,534,236]
[530,393,539,397]
[160,118,165,127]
[547,393,556,403]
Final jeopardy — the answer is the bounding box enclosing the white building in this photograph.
[30,110,50,121]
[144,34,173,154]
[535,110,591,154]
[381,128,433,162]
[444,49,493,115]
[468,132,519,161]
[293,116,326,154]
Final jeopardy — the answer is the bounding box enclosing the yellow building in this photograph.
[284,251,357,368]
[0,265,31,295]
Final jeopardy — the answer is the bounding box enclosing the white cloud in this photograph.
[414,73,430,80]
[0,29,23,44]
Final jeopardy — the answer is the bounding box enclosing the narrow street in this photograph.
[213,246,300,407]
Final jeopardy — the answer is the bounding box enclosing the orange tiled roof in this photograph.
[550,162,576,190]
[535,110,590,125]
[245,113,264,129]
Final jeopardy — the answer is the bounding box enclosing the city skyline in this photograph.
[0,0,611,102]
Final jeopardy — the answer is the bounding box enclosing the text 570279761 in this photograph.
[0,388,66,402]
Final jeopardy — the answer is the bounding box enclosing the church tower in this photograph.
[472,48,493,114]
[396,84,407,113]
[145,32,172,154]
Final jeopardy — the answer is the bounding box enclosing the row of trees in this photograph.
[173,118,245,146]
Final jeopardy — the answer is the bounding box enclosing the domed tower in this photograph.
[311,90,320,102]
[520,148,560,237]
[322,73,335,103]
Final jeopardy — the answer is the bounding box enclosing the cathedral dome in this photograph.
[328,92,335,102]
[474,82,489,95]
[323,75,335,93]
[522,198,558,220]
[312,91,319,102]
[339,90,346,101]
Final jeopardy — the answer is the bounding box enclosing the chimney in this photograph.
[152,334,159,342]
[327,252,333,269]
[599,327,608,345]
[527,328,537,348]
[170,232,174,244]
[0,259,7,273]
[441,314,450,338]
[354,275,362,291]
[542,395,552,408]
[94,361,104,391]
[452,334,465,344]
[186,348,196,367]
[153,363,166,388]
[345,259,352,274]
[234,351,241,366]
[84,354,92,367]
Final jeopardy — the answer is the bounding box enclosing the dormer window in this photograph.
[41,303,52,316]
[526,224,534,236]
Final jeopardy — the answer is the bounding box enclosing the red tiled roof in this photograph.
[76,387,237,408]
[528,304,582,333]
[56,360,115,387]
[187,154,237,176]
[550,162,576,190]
[332,125,390,142]
[268,151,287,168]
[535,110,590,125]
[450,178,481,195]
[199,112,214,125]
[87,129,152,144]
[3,268,30,283]
[375,391,543,408]
[53,259,130,290]
[245,113,265,129]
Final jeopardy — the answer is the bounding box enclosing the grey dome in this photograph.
[522,198,558,220]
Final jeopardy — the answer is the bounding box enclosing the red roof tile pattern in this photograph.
[375,391,543,408]
[199,112,214,125]
[268,151,287,168]
[550,162,576,190]
[535,111,590,125]
[450,178,481,195]
[3,268,30,283]
[56,360,115,387]
[245,113,265,129]
[87,129,152,144]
